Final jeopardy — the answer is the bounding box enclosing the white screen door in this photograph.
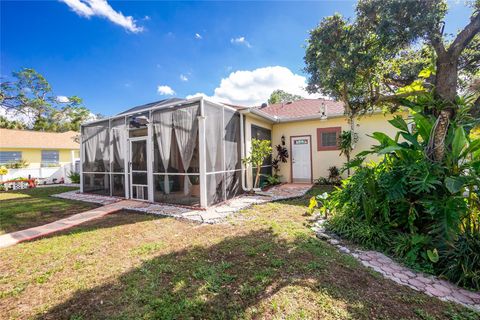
[291,136,312,183]
[129,138,149,200]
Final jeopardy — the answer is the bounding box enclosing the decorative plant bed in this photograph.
[0,178,37,191]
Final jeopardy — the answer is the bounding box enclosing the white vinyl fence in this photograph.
[0,161,79,184]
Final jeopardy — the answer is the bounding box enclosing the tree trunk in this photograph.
[254,165,261,189]
[346,153,351,177]
[426,57,458,162]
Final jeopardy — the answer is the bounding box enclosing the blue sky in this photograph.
[0,1,474,116]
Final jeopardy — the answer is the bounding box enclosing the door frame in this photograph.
[128,136,150,201]
[290,135,313,183]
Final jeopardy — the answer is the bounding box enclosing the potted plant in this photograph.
[190,175,200,197]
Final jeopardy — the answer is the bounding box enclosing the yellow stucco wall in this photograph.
[269,112,408,183]
[0,148,79,168]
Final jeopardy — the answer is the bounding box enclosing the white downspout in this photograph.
[240,113,249,192]
[79,129,84,192]
[198,98,208,207]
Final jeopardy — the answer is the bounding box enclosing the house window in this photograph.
[317,127,341,151]
[41,150,59,167]
[0,151,22,165]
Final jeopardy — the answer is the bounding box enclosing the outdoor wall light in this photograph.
[320,103,328,120]
[281,135,286,145]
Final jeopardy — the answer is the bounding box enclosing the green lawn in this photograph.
[0,186,477,319]
[0,186,98,234]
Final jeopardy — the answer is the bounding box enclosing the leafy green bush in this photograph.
[322,104,480,290]
[5,160,29,169]
[263,174,281,187]
[68,171,80,184]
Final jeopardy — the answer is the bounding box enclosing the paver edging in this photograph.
[309,215,480,312]
[51,185,313,225]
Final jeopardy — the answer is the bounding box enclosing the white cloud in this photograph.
[143,15,150,21]
[230,36,251,48]
[180,74,189,82]
[0,106,32,126]
[195,33,202,40]
[157,85,175,95]
[56,96,70,103]
[186,66,321,106]
[185,92,211,100]
[61,0,143,33]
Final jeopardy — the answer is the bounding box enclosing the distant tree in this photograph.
[0,68,93,132]
[268,90,304,105]
[0,115,26,130]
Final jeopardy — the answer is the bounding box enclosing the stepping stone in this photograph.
[407,278,425,289]
[338,246,350,254]
[380,266,395,275]
[416,275,434,284]
[432,283,452,295]
[327,239,340,245]
[425,285,449,297]
[393,272,410,281]
[451,291,474,305]
[316,232,331,240]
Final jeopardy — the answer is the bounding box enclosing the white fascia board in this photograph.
[81,96,206,128]
[239,108,277,123]
[80,96,245,129]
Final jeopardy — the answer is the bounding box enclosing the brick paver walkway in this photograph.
[0,200,144,249]
[311,216,480,311]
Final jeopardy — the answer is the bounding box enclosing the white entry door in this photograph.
[291,136,312,183]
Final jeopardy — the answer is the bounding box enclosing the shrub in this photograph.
[327,166,341,185]
[5,160,29,169]
[320,110,480,290]
[243,138,273,189]
[68,171,80,184]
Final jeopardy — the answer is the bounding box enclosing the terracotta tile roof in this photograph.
[0,129,79,149]
[256,99,345,120]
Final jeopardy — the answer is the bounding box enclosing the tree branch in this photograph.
[375,90,426,104]
[449,12,480,58]
[430,32,447,58]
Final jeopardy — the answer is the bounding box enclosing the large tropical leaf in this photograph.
[452,126,467,161]
[378,145,405,154]
[389,115,409,132]
[400,132,421,149]
[370,132,397,146]
[444,176,465,194]
[460,138,480,159]
[412,113,433,142]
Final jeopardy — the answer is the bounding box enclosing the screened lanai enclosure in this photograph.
[80,97,242,207]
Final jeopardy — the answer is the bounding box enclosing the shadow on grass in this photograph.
[36,227,450,320]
